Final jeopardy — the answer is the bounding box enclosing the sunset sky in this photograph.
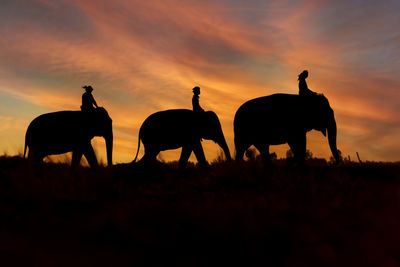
[1,0,399,163]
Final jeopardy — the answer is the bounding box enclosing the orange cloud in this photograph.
[1,0,399,162]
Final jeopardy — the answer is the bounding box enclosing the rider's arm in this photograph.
[90,94,98,107]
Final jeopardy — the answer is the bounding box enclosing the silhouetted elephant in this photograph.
[24,107,113,167]
[133,109,231,168]
[234,94,340,164]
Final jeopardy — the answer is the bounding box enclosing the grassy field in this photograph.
[1,155,400,266]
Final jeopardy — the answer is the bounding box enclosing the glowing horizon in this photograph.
[1,0,399,163]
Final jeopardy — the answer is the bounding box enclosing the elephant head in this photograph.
[89,107,113,166]
[304,95,340,163]
[197,111,231,160]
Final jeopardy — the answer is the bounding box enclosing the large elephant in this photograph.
[24,107,113,167]
[234,94,340,164]
[133,109,231,168]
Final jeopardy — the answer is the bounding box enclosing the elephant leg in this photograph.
[179,145,193,169]
[140,147,159,164]
[288,134,306,165]
[235,142,250,161]
[193,141,208,168]
[83,144,99,168]
[27,148,36,167]
[28,148,44,176]
[254,143,271,164]
[72,150,83,167]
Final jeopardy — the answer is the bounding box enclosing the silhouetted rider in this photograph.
[192,86,204,112]
[81,85,98,111]
[298,70,317,96]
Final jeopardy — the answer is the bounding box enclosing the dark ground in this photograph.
[0,156,400,266]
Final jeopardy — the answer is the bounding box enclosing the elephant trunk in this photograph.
[327,118,339,163]
[105,129,113,166]
[217,135,231,161]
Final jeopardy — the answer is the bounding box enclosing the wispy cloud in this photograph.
[0,0,399,161]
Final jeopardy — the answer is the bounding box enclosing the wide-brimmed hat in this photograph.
[82,85,93,92]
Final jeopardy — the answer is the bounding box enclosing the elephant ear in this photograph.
[305,95,331,136]
[204,111,223,141]
[190,111,205,137]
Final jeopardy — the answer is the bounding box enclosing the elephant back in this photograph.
[234,95,290,130]
[141,109,194,129]
[26,108,112,144]
[140,109,200,144]
[139,109,225,146]
[234,93,334,140]
[235,93,330,123]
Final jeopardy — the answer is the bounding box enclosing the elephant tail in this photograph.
[133,134,141,163]
[23,134,28,158]
[23,143,27,158]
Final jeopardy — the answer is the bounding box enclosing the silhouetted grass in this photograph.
[0,155,399,266]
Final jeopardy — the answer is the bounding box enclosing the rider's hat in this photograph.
[82,85,93,92]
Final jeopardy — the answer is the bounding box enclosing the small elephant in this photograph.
[133,109,231,168]
[234,94,340,164]
[24,107,113,167]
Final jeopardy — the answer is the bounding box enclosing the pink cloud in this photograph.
[1,0,399,161]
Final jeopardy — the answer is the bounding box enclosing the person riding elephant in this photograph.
[298,70,317,96]
[192,86,204,112]
[24,107,113,168]
[234,93,340,165]
[133,109,231,168]
[81,85,98,111]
